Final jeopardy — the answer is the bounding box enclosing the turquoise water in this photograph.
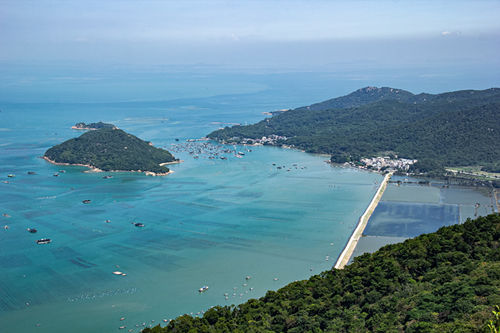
[0,90,382,332]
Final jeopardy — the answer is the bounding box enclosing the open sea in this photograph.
[0,74,385,333]
[0,71,496,332]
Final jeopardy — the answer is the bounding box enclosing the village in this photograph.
[357,156,417,172]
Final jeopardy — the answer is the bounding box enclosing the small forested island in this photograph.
[44,128,178,175]
[145,214,500,332]
[208,87,500,183]
[72,121,117,130]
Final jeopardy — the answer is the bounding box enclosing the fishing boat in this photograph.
[27,228,37,233]
[36,238,51,244]
[134,222,145,227]
[82,199,91,204]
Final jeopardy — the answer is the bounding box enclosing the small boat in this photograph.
[7,174,15,178]
[27,171,36,175]
[36,238,51,244]
[235,154,242,158]
[102,175,113,179]
[120,317,125,321]
[27,228,37,233]
[134,222,145,227]
[198,285,209,293]
[105,219,111,223]
[53,173,59,177]
[112,271,123,275]
[245,275,251,280]
[59,170,66,173]
[119,326,126,329]
[238,151,245,155]
[82,199,91,204]
[220,156,227,160]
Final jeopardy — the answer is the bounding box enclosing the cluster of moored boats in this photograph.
[169,141,252,160]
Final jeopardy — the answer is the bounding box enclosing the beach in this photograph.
[334,172,392,269]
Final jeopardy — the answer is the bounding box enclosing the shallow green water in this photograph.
[0,96,383,332]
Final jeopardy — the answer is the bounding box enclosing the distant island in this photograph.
[144,214,500,332]
[71,121,117,130]
[44,128,178,175]
[208,87,500,184]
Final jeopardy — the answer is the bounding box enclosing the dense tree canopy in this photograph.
[208,87,500,173]
[144,214,500,333]
[44,128,177,173]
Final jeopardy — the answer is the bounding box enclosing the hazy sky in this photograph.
[1,0,500,69]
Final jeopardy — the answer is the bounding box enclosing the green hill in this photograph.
[44,128,177,174]
[208,87,500,174]
[144,214,500,332]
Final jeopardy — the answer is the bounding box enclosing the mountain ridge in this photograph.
[208,87,500,175]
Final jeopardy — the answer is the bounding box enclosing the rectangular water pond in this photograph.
[364,201,459,238]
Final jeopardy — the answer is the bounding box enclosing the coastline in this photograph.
[42,156,174,176]
[159,160,183,166]
[334,172,392,269]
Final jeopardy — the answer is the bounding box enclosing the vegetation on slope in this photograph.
[72,121,116,130]
[44,128,177,173]
[144,214,500,333]
[208,87,500,174]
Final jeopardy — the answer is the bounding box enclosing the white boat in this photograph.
[198,285,209,293]
[113,271,123,275]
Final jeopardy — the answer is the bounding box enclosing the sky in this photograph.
[1,0,500,69]
[1,0,500,102]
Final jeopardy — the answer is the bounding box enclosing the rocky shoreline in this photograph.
[42,156,174,176]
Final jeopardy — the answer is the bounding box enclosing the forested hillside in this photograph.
[45,128,177,173]
[208,87,500,172]
[144,214,500,332]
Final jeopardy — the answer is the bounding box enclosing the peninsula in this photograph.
[44,128,178,175]
[208,87,500,184]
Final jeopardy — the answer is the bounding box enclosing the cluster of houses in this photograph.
[230,135,288,145]
[358,156,417,172]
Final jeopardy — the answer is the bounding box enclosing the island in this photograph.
[44,128,178,175]
[208,87,500,185]
[71,121,117,130]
